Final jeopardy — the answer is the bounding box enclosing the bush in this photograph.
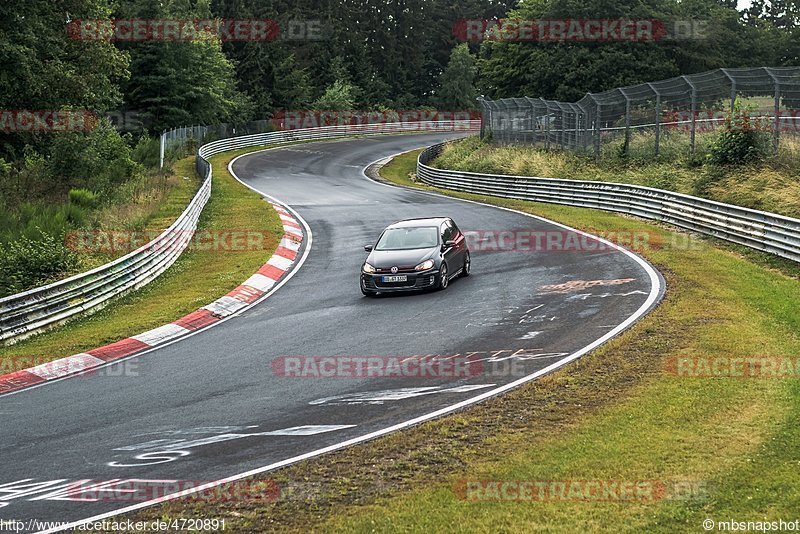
[0,229,77,297]
[68,188,98,208]
[709,127,770,166]
[709,102,771,166]
[131,135,161,169]
[46,119,141,193]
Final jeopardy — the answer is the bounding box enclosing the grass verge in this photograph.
[0,147,283,367]
[130,148,800,533]
[76,165,199,272]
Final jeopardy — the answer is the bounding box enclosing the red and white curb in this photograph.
[0,202,304,396]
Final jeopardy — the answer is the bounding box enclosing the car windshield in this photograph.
[375,227,439,250]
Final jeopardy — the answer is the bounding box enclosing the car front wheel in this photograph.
[462,251,471,277]
[438,262,449,290]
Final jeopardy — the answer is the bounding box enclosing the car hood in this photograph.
[367,247,437,270]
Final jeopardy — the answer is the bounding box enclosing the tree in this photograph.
[0,0,129,159]
[123,36,253,132]
[477,0,779,101]
[117,0,253,131]
[271,54,313,110]
[437,44,479,109]
[745,0,800,29]
[312,81,356,111]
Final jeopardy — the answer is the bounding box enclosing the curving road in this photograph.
[0,133,662,531]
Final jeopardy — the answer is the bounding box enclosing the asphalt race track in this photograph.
[0,133,663,532]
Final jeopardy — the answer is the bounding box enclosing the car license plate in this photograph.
[383,275,407,282]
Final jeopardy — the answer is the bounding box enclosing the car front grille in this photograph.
[375,267,416,274]
[365,273,436,290]
[375,278,415,288]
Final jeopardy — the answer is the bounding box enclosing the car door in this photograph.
[440,221,461,271]
[446,219,466,269]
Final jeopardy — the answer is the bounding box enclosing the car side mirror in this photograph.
[364,245,373,252]
[445,240,456,247]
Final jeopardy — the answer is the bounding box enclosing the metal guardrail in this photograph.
[0,178,211,345]
[195,119,480,183]
[417,141,800,263]
[0,121,479,345]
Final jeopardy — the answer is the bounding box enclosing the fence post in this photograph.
[543,99,551,150]
[594,103,601,160]
[682,76,697,157]
[774,83,781,154]
[620,88,631,157]
[159,130,166,169]
[645,83,660,157]
[765,68,781,154]
[721,69,736,112]
[478,97,486,139]
[576,102,588,152]
[586,95,601,161]
[573,107,579,149]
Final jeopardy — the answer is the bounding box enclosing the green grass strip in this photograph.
[0,147,283,365]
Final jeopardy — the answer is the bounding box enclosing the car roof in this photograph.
[387,217,451,229]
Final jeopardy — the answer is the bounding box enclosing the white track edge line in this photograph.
[1,145,312,400]
[39,138,662,534]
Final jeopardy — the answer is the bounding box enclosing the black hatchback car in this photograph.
[360,217,470,296]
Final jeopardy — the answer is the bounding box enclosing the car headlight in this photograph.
[363,262,376,273]
[415,259,435,271]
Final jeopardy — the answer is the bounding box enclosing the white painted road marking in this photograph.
[309,384,495,405]
[115,425,357,452]
[131,324,190,346]
[27,354,105,380]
